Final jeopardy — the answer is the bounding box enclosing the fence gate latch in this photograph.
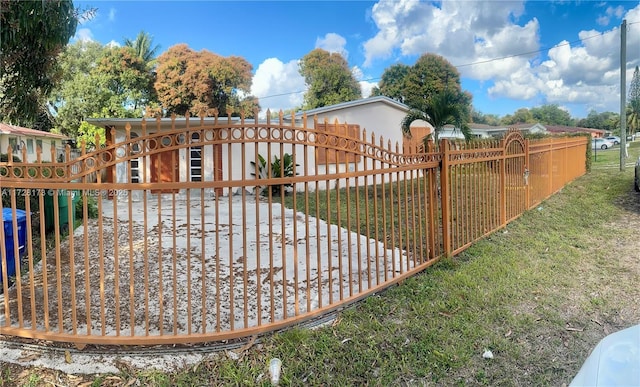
[523,167,529,186]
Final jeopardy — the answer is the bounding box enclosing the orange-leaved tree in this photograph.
[154,44,259,117]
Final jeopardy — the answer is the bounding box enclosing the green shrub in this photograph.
[75,193,99,219]
[251,153,299,196]
[0,153,21,163]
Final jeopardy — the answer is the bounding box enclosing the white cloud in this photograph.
[360,80,377,98]
[364,0,640,116]
[488,64,542,100]
[108,8,116,22]
[596,5,625,26]
[488,4,640,114]
[74,28,94,42]
[106,40,120,48]
[315,33,348,58]
[352,66,377,98]
[250,58,306,117]
[363,0,533,72]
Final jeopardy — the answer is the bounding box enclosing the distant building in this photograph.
[0,123,69,162]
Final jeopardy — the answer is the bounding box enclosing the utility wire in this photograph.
[259,20,639,100]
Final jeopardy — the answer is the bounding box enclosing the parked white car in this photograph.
[592,138,614,150]
[605,136,621,145]
[570,324,640,386]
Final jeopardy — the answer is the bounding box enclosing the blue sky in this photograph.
[74,0,640,119]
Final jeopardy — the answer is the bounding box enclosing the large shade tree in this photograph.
[96,46,156,115]
[501,108,535,125]
[298,48,361,110]
[49,41,157,147]
[49,40,106,139]
[576,110,619,132]
[0,0,81,127]
[154,44,258,117]
[402,54,465,111]
[370,63,410,103]
[501,105,575,126]
[378,54,471,144]
[471,108,501,126]
[530,104,574,126]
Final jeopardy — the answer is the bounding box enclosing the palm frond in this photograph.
[401,109,428,137]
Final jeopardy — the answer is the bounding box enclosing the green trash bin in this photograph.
[44,189,75,234]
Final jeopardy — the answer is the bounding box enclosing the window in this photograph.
[36,139,43,152]
[129,133,140,183]
[315,123,361,164]
[190,132,202,182]
[8,137,17,153]
[27,139,34,154]
[51,140,56,149]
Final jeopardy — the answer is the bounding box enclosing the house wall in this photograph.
[114,130,220,196]
[106,101,433,197]
[289,102,430,191]
[0,134,63,163]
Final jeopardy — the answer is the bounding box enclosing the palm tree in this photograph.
[628,100,640,137]
[401,89,472,147]
[124,31,160,69]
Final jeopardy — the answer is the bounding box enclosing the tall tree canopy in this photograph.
[49,40,106,139]
[403,54,466,110]
[500,105,575,126]
[96,46,156,115]
[49,41,157,147]
[298,48,361,110]
[370,63,410,103]
[0,0,80,127]
[124,31,160,69]
[530,104,574,126]
[470,108,501,126]
[376,54,468,110]
[501,108,534,125]
[154,44,258,117]
[576,110,619,132]
[378,54,471,143]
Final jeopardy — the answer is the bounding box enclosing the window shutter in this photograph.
[315,122,361,165]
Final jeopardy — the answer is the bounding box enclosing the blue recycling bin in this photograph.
[1,208,27,283]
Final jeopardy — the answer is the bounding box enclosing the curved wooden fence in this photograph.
[0,113,587,345]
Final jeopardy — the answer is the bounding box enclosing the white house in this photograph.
[86,116,237,197]
[0,123,69,162]
[289,96,432,190]
[88,97,434,196]
[292,96,427,144]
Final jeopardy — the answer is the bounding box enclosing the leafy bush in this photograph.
[75,193,99,219]
[0,153,21,163]
[251,153,299,196]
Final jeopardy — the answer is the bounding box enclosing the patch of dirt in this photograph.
[1,194,411,342]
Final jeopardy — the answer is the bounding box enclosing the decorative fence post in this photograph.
[439,138,451,257]
[525,139,531,208]
[500,139,507,228]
